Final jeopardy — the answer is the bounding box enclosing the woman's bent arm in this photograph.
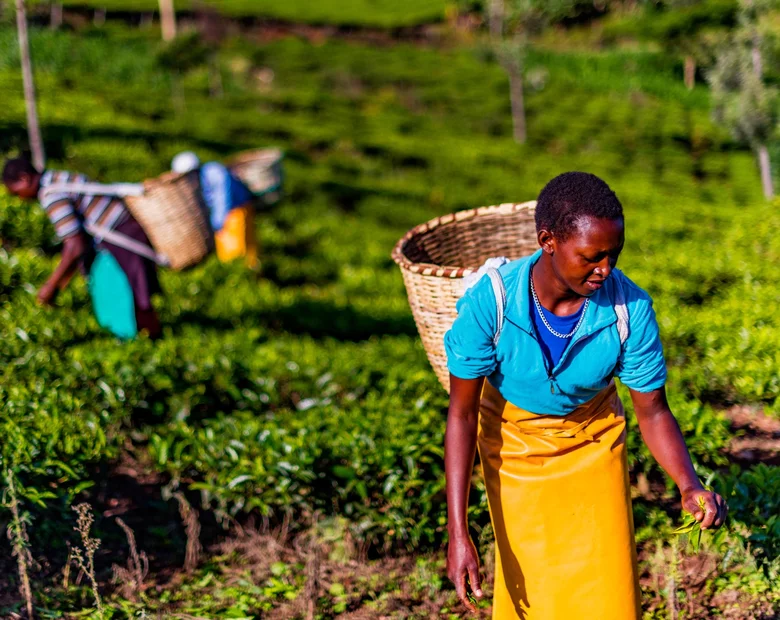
[630,386,728,529]
[446,374,485,611]
[38,233,88,305]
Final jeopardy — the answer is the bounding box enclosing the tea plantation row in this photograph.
[52,0,448,27]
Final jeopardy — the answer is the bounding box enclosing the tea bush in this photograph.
[716,464,780,571]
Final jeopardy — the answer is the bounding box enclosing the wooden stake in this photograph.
[50,2,62,30]
[745,0,774,199]
[507,50,527,144]
[15,0,45,171]
[757,143,774,200]
[488,0,503,39]
[159,0,176,42]
[684,55,695,90]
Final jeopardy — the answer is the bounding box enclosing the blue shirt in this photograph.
[531,295,586,369]
[200,162,254,232]
[444,250,667,415]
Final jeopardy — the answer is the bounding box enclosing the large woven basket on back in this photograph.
[392,201,538,393]
[125,170,214,271]
[228,148,284,205]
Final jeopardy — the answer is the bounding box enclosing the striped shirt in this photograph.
[38,170,128,240]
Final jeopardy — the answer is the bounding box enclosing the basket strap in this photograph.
[485,268,507,346]
[486,267,626,349]
[85,223,170,266]
[41,181,145,199]
[612,276,630,346]
[41,181,168,265]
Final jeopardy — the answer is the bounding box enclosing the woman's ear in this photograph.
[537,229,555,255]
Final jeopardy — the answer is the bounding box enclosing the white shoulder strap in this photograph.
[612,276,630,345]
[485,268,507,346]
[41,181,145,199]
[41,181,168,265]
[485,268,628,349]
[85,223,169,266]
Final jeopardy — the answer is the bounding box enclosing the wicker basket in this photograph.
[228,148,284,204]
[125,170,214,271]
[392,201,538,392]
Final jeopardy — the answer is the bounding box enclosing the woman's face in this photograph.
[541,216,625,297]
[6,173,39,199]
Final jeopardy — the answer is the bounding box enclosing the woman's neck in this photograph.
[532,255,585,316]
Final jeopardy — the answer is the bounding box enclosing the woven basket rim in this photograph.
[228,148,284,166]
[391,201,537,278]
[144,169,191,187]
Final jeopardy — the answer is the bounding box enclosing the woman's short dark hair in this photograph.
[535,172,623,239]
[2,157,38,186]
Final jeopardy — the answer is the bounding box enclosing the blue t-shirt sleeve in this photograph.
[201,162,231,231]
[615,287,667,392]
[444,275,498,380]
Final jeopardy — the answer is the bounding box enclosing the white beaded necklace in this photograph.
[530,273,589,339]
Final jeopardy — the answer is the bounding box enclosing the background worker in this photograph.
[172,152,258,269]
[2,157,162,338]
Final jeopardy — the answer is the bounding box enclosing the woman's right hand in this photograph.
[445,376,485,613]
[447,531,483,613]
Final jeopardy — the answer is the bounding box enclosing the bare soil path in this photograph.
[725,406,780,466]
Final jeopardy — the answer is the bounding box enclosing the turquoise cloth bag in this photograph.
[88,249,138,339]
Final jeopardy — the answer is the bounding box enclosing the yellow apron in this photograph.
[478,381,641,620]
[215,203,259,269]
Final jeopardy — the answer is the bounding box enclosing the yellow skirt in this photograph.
[478,381,641,620]
[215,204,259,269]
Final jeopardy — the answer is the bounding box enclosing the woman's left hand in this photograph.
[36,282,58,306]
[681,487,728,530]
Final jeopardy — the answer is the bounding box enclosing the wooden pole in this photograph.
[50,2,63,30]
[684,55,695,90]
[488,0,503,39]
[15,0,45,171]
[159,0,176,42]
[488,0,527,144]
[507,54,527,144]
[745,0,774,199]
[757,144,774,200]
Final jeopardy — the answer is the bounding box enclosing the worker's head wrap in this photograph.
[171,152,201,174]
